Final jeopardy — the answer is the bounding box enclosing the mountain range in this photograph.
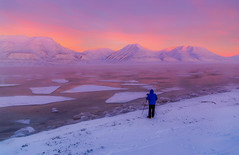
[0,35,238,64]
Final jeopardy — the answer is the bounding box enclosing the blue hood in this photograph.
[150,89,154,94]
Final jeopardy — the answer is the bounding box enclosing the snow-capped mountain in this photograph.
[158,46,226,63]
[0,35,83,64]
[0,35,236,64]
[81,48,115,62]
[105,44,160,63]
[104,44,227,63]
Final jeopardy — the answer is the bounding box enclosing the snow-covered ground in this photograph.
[106,92,162,103]
[30,86,60,94]
[62,85,126,93]
[1,89,239,155]
[0,96,75,108]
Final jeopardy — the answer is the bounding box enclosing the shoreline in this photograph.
[0,85,236,142]
[0,88,239,154]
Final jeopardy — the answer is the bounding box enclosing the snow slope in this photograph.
[1,89,239,154]
[0,35,83,64]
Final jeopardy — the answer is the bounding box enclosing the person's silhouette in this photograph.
[146,89,158,118]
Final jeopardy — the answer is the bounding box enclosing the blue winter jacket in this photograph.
[146,89,158,105]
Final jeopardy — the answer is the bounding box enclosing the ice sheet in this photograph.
[99,80,124,83]
[15,119,30,125]
[121,83,147,86]
[0,96,75,108]
[125,80,138,83]
[52,79,69,84]
[99,80,138,83]
[0,84,19,87]
[30,86,60,94]
[62,85,126,93]
[106,92,162,103]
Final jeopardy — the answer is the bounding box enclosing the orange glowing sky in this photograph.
[0,0,239,56]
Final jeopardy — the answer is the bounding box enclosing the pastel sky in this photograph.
[0,0,238,56]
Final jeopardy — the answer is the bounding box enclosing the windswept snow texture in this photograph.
[106,92,162,103]
[0,84,19,87]
[30,86,60,94]
[62,85,126,93]
[1,90,239,154]
[0,96,75,108]
[52,79,69,84]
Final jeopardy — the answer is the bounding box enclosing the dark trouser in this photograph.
[148,105,155,118]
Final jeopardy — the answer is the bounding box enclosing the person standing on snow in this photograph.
[146,89,158,118]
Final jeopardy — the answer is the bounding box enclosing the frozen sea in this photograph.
[0,63,239,143]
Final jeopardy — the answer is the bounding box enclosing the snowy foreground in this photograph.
[1,90,239,155]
